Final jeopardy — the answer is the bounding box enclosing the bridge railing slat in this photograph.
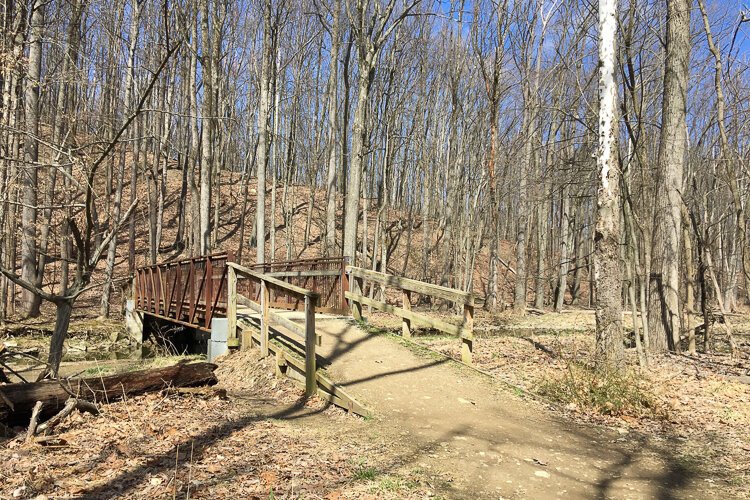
[134,253,231,332]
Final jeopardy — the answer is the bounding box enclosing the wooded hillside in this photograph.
[1,0,749,368]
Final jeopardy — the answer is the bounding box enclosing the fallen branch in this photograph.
[33,435,67,446]
[36,398,99,435]
[173,386,228,400]
[25,401,44,443]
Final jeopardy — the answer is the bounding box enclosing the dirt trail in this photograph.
[303,314,719,499]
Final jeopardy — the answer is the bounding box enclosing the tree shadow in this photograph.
[76,394,331,499]
[591,442,692,500]
[73,311,711,499]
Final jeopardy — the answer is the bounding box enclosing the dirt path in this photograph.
[303,314,720,499]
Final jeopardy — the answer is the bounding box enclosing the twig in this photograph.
[152,380,174,412]
[187,441,194,500]
[0,359,28,383]
[173,444,180,499]
[26,401,44,443]
[36,398,99,435]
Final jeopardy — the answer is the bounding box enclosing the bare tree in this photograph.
[342,0,420,263]
[594,0,624,370]
[648,0,690,353]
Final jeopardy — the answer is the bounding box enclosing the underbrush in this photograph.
[538,363,665,418]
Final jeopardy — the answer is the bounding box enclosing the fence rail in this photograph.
[345,266,475,364]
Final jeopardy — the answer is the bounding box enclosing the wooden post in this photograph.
[241,330,253,352]
[402,290,412,339]
[260,280,270,357]
[205,258,214,329]
[461,300,474,365]
[351,273,363,321]
[340,257,349,313]
[227,265,238,347]
[304,294,317,397]
[275,349,287,378]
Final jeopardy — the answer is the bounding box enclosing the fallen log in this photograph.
[0,362,217,425]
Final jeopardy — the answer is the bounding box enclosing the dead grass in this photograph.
[537,363,662,417]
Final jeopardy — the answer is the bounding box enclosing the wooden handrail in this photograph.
[228,262,320,299]
[346,266,474,305]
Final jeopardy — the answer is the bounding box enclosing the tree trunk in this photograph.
[514,105,530,314]
[199,0,213,255]
[594,0,624,370]
[343,52,374,264]
[534,191,548,310]
[555,188,570,311]
[3,362,218,424]
[189,15,201,257]
[101,1,140,316]
[41,300,73,380]
[255,0,273,265]
[647,0,690,353]
[324,0,341,257]
[21,0,44,317]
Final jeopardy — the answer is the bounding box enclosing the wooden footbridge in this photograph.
[131,253,475,417]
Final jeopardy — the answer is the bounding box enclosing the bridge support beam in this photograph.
[208,318,229,362]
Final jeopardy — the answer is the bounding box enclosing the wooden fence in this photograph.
[345,266,475,364]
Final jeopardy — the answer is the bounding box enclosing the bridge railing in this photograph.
[244,257,348,314]
[134,252,231,331]
[227,262,319,396]
[345,266,475,364]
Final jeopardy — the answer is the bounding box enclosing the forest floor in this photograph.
[1,346,452,499]
[1,309,748,498]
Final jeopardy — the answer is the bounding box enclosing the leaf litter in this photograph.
[0,349,432,499]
